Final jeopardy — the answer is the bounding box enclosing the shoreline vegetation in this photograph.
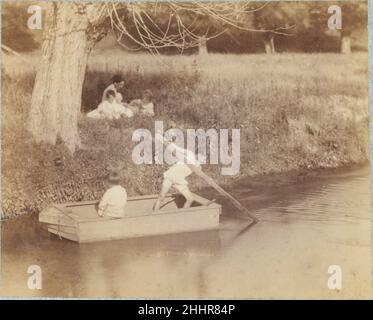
[1,52,369,219]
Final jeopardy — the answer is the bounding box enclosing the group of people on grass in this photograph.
[87,75,155,120]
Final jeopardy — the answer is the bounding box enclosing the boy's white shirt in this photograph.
[98,185,128,218]
[169,143,200,166]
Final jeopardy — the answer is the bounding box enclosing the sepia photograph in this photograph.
[0,0,371,300]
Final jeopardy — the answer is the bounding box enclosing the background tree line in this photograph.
[2,1,367,56]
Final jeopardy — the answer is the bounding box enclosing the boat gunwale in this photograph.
[77,202,222,224]
[64,194,170,208]
[41,194,222,224]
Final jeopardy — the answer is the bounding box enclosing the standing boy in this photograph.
[153,138,214,211]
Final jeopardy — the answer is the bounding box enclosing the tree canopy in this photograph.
[3,1,367,55]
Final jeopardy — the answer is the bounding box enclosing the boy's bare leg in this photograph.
[190,193,215,206]
[175,185,195,209]
[153,179,173,211]
[175,185,216,208]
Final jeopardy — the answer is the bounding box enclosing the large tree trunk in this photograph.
[198,36,208,55]
[264,33,275,54]
[28,3,97,153]
[340,31,351,54]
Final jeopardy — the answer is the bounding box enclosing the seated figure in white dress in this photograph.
[87,90,133,120]
[102,75,125,104]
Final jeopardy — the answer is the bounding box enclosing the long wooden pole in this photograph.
[188,164,259,222]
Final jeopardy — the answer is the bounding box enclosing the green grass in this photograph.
[1,51,369,218]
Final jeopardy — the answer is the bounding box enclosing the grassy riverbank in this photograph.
[1,52,369,218]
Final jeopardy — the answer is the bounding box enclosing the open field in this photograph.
[1,51,369,218]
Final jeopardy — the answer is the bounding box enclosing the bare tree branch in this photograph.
[102,1,295,53]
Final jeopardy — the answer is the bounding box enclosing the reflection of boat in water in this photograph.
[39,194,221,243]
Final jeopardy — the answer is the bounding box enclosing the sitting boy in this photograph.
[128,89,155,116]
[97,171,127,218]
[87,90,133,120]
[153,137,214,211]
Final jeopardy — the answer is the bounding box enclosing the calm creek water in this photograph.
[0,166,371,298]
